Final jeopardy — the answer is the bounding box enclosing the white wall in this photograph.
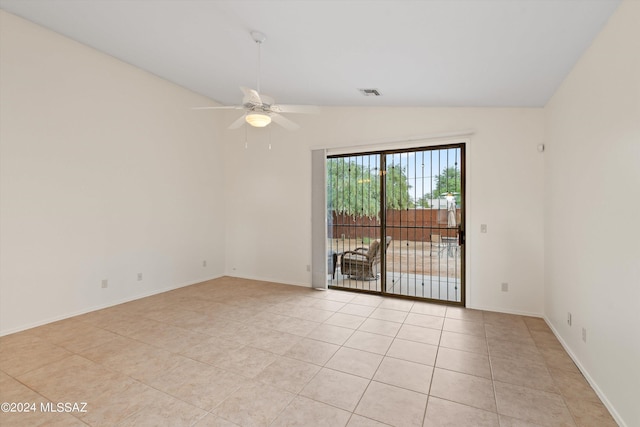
[223,107,546,316]
[544,1,640,426]
[2,4,634,423]
[0,11,226,335]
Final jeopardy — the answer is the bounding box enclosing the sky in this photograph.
[335,147,461,202]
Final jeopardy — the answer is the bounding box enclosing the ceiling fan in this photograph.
[193,31,318,130]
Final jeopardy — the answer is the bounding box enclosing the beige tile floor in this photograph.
[0,277,618,427]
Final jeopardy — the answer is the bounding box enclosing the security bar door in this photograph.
[328,144,465,305]
[327,154,384,293]
[384,146,464,303]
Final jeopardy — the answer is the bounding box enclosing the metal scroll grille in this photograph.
[327,145,464,304]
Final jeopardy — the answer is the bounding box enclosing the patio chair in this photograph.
[340,236,392,280]
[430,234,447,257]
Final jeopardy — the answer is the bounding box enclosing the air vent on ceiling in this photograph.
[358,88,382,96]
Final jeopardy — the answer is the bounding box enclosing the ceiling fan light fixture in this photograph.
[245,112,271,127]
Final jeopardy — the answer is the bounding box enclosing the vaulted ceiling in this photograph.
[0,0,621,107]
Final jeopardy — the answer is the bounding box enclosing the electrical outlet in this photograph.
[306,265,311,272]
[501,282,509,292]
[101,279,108,289]
[202,260,207,267]
[582,328,587,343]
[481,224,488,233]
[567,312,572,326]
[137,273,143,281]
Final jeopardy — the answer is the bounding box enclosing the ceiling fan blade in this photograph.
[228,114,247,130]
[240,86,262,106]
[260,94,275,107]
[270,104,320,114]
[192,105,243,110]
[271,113,300,131]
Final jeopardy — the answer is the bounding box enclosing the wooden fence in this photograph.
[330,209,460,242]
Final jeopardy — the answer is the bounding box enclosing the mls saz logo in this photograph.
[41,402,88,413]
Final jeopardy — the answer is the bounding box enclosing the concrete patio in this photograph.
[328,238,463,302]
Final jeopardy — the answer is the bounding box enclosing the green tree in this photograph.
[385,163,414,210]
[415,195,430,208]
[428,166,461,200]
[327,158,413,217]
[327,158,380,217]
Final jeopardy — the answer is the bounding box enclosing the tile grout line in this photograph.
[1,280,614,426]
[526,319,581,427]
[484,314,502,423]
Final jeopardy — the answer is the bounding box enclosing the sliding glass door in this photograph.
[327,144,465,305]
[327,154,384,292]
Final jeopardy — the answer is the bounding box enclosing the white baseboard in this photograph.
[467,304,543,318]
[225,273,310,289]
[0,274,224,337]
[544,316,626,427]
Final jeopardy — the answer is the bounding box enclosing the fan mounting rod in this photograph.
[251,31,266,93]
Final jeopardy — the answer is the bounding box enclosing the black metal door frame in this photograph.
[328,143,465,306]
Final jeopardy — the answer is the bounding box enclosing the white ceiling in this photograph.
[0,0,621,108]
